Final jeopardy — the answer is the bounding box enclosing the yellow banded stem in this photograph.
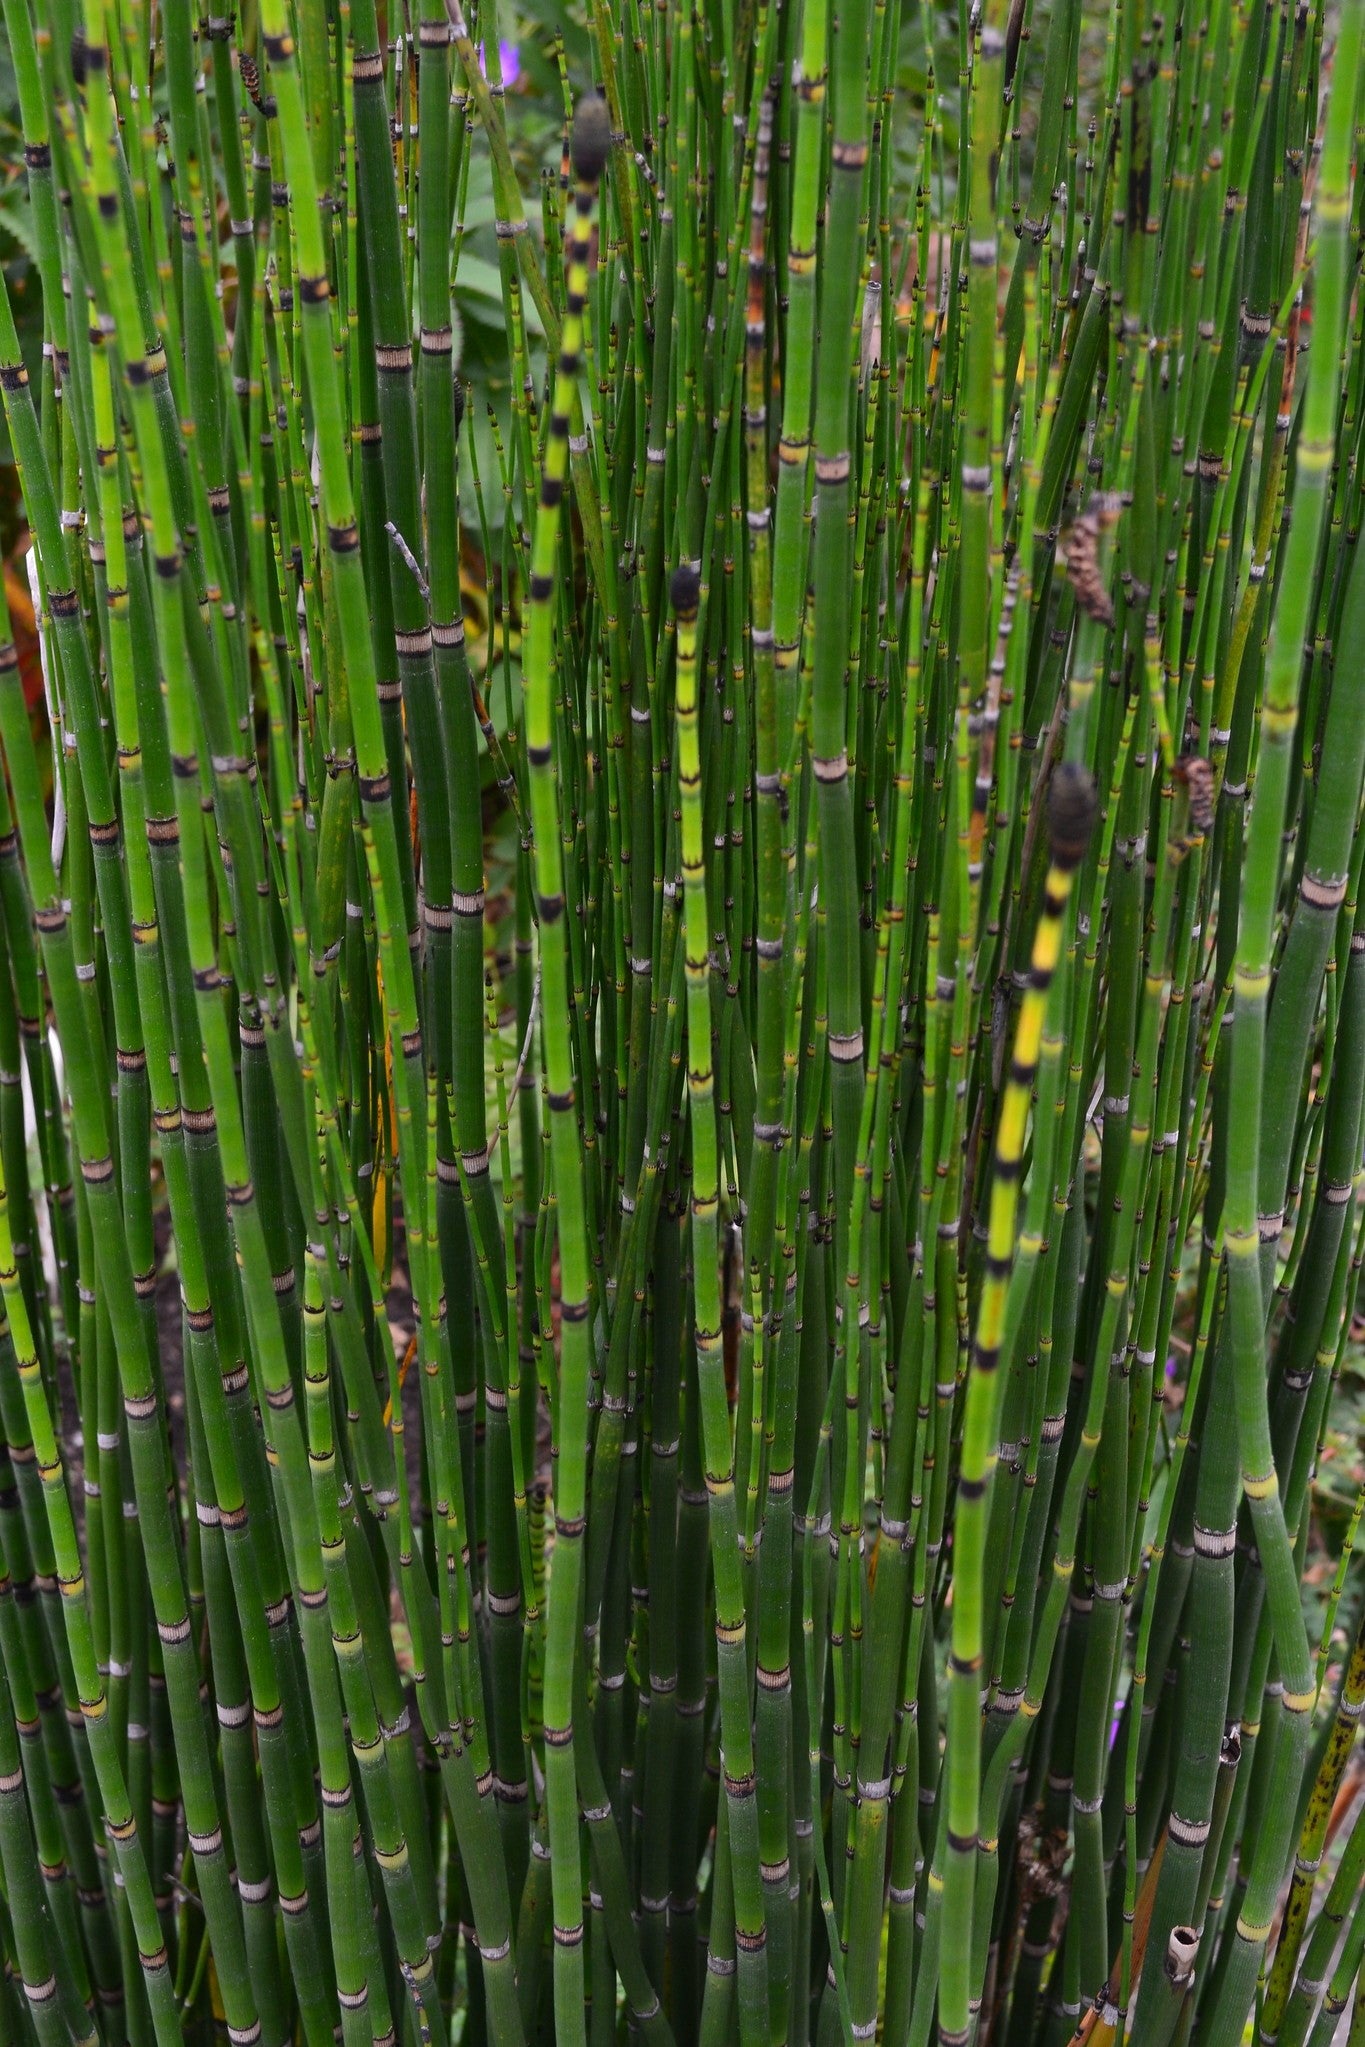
[939,762,1096,2047]
[523,95,610,2047]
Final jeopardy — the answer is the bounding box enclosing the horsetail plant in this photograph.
[2,0,1365,2045]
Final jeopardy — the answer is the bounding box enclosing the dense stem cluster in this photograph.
[0,0,1364,2046]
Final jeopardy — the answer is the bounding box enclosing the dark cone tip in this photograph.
[670,563,701,616]
[1047,761,1098,869]
[571,95,612,186]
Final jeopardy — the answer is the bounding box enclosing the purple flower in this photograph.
[478,38,520,85]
